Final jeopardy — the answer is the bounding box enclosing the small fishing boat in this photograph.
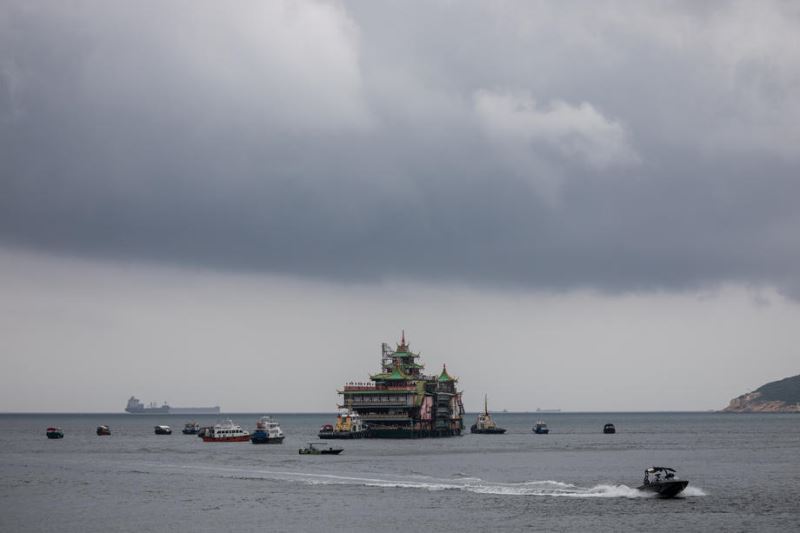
[603,423,616,434]
[637,467,689,498]
[154,425,172,435]
[96,425,111,436]
[46,427,64,439]
[470,395,506,434]
[182,422,201,435]
[201,420,250,442]
[533,421,549,434]
[299,442,343,455]
[250,416,285,444]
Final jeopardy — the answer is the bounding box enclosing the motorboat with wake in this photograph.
[154,425,172,435]
[637,467,689,498]
[470,395,506,434]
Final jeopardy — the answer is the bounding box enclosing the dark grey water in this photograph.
[2,412,798,532]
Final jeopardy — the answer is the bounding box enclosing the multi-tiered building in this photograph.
[337,333,464,438]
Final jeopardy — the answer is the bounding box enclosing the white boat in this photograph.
[201,420,249,442]
[470,395,506,434]
[250,416,285,444]
[182,422,201,435]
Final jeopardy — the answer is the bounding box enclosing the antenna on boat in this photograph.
[484,394,488,416]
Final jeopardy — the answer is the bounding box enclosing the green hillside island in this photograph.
[723,374,800,412]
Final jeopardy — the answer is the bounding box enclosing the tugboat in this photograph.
[603,423,616,434]
[201,420,250,442]
[250,416,285,444]
[154,425,172,435]
[533,421,549,434]
[182,422,201,435]
[637,467,689,498]
[46,427,64,439]
[96,425,111,436]
[470,395,506,434]
[318,408,368,439]
[299,442,343,455]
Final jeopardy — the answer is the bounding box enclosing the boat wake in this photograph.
[681,486,707,497]
[307,477,652,498]
[165,463,705,498]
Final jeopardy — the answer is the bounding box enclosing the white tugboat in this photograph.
[470,395,506,434]
[250,416,285,444]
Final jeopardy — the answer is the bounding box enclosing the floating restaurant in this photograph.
[336,332,464,438]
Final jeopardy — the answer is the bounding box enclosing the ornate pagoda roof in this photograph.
[438,364,456,382]
[371,365,411,382]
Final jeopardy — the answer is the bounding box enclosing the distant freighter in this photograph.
[125,396,220,415]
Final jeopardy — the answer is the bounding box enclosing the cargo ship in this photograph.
[125,396,220,415]
[333,332,464,438]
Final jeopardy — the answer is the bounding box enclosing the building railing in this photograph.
[342,383,416,392]
[358,413,414,420]
[343,399,414,407]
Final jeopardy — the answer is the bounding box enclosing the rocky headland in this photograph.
[723,374,800,413]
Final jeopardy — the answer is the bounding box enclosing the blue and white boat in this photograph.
[250,416,285,444]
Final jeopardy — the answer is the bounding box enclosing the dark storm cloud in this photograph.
[2,1,799,294]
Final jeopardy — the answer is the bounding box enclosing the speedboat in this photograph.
[299,442,343,455]
[250,416,285,444]
[96,425,111,436]
[533,421,549,434]
[154,425,172,435]
[46,427,64,439]
[603,423,616,434]
[470,395,506,434]
[201,420,250,442]
[637,467,689,498]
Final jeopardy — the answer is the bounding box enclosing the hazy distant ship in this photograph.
[125,396,220,415]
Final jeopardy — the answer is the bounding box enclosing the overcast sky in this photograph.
[1,1,799,412]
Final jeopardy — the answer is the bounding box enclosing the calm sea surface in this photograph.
[1,412,798,532]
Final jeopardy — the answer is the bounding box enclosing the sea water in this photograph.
[1,412,798,532]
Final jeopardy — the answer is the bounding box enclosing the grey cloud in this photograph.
[1,0,799,295]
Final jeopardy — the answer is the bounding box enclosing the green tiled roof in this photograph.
[371,366,410,381]
[438,365,456,382]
